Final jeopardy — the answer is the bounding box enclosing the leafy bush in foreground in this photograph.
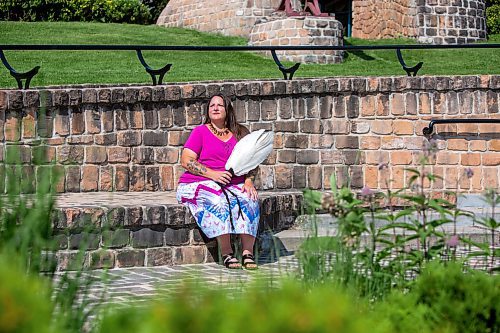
[300,138,498,300]
[0,142,102,333]
[98,281,390,333]
[379,262,500,333]
[1,256,498,333]
[0,256,56,333]
[97,262,499,333]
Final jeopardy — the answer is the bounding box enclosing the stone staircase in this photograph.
[49,190,303,270]
[43,191,499,270]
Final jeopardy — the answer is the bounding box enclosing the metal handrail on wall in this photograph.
[423,119,500,137]
[1,43,500,88]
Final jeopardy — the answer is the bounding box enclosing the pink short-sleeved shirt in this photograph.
[178,125,246,185]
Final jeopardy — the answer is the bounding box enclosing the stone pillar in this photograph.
[416,0,487,44]
[249,14,344,64]
[351,0,487,44]
[156,0,281,37]
[351,0,418,39]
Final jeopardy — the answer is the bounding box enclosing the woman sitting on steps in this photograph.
[176,94,260,270]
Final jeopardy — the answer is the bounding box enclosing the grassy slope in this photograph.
[0,21,499,88]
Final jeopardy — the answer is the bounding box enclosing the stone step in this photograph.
[456,194,497,210]
[46,191,303,270]
[275,203,500,252]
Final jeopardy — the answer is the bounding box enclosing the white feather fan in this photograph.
[225,129,274,176]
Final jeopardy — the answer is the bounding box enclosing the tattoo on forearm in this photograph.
[187,158,207,176]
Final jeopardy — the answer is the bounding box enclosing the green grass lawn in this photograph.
[0,21,499,88]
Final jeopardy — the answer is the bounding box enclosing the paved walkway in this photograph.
[54,252,299,308]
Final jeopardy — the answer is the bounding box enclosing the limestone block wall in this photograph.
[352,0,487,44]
[352,0,417,39]
[1,75,499,196]
[249,16,344,64]
[156,0,281,37]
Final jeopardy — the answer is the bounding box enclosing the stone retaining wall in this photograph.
[1,75,499,196]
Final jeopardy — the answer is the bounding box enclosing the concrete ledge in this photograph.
[49,190,303,270]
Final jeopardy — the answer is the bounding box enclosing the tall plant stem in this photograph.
[369,200,376,273]
[490,195,496,271]
[420,164,428,261]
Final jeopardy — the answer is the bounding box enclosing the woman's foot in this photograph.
[242,253,258,270]
[222,253,241,269]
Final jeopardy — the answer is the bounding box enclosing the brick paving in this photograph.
[54,252,299,308]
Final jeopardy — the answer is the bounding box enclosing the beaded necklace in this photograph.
[208,123,230,137]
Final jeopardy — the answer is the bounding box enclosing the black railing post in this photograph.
[270,50,301,80]
[135,50,172,86]
[0,50,40,89]
[396,48,423,77]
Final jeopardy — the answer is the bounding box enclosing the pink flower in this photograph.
[361,186,374,197]
[447,235,459,247]
[378,163,388,170]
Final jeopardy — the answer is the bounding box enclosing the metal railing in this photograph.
[423,119,500,136]
[1,43,500,89]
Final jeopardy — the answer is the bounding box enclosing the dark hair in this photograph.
[204,94,249,140]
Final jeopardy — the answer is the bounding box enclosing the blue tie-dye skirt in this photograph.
[176,180,260,238]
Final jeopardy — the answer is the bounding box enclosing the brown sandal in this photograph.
[242,253,258,270]
[222,253,241,269]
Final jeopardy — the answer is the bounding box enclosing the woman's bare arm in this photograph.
[181,149,207,176]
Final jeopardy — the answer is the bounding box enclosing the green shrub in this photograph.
[0,135,105,333]
[0,0,151,24]
[98,280,391,333]
[379,262,500,333]
[0,144,57,273]
[487,4,500,34]
[0,256,56,333]
[100,0,151,24]
[141,0,169,23]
